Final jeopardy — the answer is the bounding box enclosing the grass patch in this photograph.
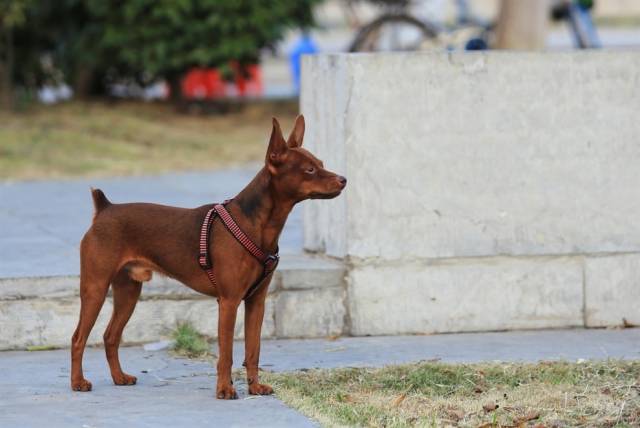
[171,322,213,359]
[0,100,297,181]
[264,360,640,427]
[26,345,58,351]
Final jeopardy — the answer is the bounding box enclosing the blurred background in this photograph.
[2,6,640,425]
[0,0,639,180]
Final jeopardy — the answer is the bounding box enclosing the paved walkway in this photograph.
[1,329,639,428]
[0,167,303,278]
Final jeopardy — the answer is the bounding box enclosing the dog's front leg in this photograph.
[244,286,273,395]
[216,298,240,399]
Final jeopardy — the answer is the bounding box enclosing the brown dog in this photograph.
[70,115,346,399]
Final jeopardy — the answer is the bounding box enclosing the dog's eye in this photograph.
[305,167,316,174]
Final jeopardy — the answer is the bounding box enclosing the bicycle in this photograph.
[347,0,492,53]
[551,0,600,48]
[348,0,599,53]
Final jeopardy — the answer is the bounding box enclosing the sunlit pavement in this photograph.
[1,329,639,427]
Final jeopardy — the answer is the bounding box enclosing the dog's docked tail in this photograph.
[90,188,111,217]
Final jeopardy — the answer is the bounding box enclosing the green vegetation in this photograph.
[26,345,58,351]
[0,101,296,180]
[265,360,640,427]
[171,322,212,359]
[1,0,320,104]
[92,0,318,97]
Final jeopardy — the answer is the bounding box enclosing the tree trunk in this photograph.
[495,0,550,50]
[167,73,183,106]
[0,26,14,109]
[74,66,95,100]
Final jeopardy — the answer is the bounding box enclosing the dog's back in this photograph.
[84,189,207,277]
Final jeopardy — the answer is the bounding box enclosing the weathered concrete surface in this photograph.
[301,51,640,334]
[303,51,640,260]
[275,287,346,338]
[348,257,584,336]
[1,329,639,428]
[253,329,640,369]
[585,254,640,327]
[0,346,315,428]
[0,255,345,350]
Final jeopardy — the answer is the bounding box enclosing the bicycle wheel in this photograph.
[348,13,440,53]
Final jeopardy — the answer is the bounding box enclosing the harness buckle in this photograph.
[264,254,279,271]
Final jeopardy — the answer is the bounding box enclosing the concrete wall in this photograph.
[0,256,346,350]
[302,51,640,335]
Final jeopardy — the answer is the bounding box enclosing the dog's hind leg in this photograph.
[70,233,120,392]
[71,268,112,391]
[103,268,143,386]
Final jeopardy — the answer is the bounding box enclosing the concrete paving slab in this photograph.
[1,329,638,428]
[257,328,640,370]
[0,347,315,428]
[0,167,303,278]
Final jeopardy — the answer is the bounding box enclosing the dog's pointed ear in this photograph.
[266,117,288,173]
[287,114,305,148]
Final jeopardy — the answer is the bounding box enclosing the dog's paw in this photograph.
[112,372,137,386]
[216,383,238,400]
[248,382,274,396]
[71,378,92,392]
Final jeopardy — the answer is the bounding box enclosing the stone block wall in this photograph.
[302,51,640,335]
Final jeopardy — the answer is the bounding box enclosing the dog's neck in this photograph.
[232,167,294,252]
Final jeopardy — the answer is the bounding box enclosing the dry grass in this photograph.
[0,100,297,181]
[264,360,640,427]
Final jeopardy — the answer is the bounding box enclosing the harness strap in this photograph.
[198,201,279,299]
[198,206,220,286]
[214,204,268,262]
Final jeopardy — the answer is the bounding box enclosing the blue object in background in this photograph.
[465,38,488,51]
[289,33,318,94]
[568,1,601,48]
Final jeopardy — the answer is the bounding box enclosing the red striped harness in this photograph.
[198,201,279,300]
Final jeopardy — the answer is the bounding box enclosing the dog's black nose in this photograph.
[338,176,347,187]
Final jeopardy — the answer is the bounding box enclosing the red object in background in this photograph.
[181,68,226,99]
[234,64,263,97]
[182,64,262,99]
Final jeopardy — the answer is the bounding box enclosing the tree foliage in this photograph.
[0,0,29,28]
[92,0,317,78]
[4,0,320,98]
[0,0,31,107]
